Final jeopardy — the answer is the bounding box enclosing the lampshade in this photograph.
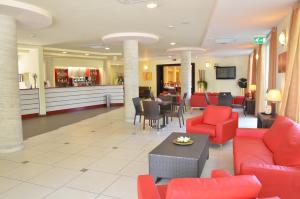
[267,89,282,102]
[249,84,256,91]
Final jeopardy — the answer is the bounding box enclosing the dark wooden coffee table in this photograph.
[149,132,209,182]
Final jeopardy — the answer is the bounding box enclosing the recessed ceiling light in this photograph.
[146,2,158,8]
[62,51,68,54]
[168,25,175,29]
[85,53,90,56]
[170,42,176,46]
[105,47,110,50]
[168,55,172,59]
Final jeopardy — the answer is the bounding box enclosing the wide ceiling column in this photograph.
[123,40,139,121]
[180,51,192,101]
[167,47,206,106]
[102,32,159,122]
[0,1,52,152]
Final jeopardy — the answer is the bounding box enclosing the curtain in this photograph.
[251,49,257,84]
[247,55,251,92]
[279,3,300,122]
[255,45,263,115]
[268,27,277,90]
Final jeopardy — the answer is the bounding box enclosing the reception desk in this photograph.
[20,85,124,118]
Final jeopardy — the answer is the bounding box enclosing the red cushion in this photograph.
[274,121,300,168]
[157,185,167,199]
[234,136,274,174]
[263,116,295,152]
[203,105,232,126]
[188,124,216,136]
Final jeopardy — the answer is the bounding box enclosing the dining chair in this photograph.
[132,97,144,125]
[232,96,247,116]
[173,92,187,112]
[166,100,185,128]
[150,92,155,101]
[218,92,233,107]
[204,92,211,105]
[142,101,164,130]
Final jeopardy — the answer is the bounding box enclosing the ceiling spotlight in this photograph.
[85,53,90,56]
[146,2,158,8]
[168,25,175,29]
[170,42,176,46]
[62,51,68,54]
[144,65,149,70]
[105,47,110,50]
[279,31,286,45]
[168,55,172,59]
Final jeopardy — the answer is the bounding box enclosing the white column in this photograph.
[180,51,192,104]
[0,15,23,153]
[123,40,139,122]
[38,47,46,115]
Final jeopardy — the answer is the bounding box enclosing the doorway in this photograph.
[156,63,195,96]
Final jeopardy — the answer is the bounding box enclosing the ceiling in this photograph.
[16,0,216,59]
[15,0,296,59]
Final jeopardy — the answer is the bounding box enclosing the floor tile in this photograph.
[30,151,70,165]
[0,160,21,175]
[0,150,43,163]
[106,148,143,161]
[1,163,52,181]
[102,176,137,199]
[96,195,118,199]
[119,161,148,178]
[44,187,97,199]
[0,183,53,199]
[0,177,21,194]
[78,146,111,159]
[88,157,129,173]
[67,170,118,193]
[53,143,88,154]
[27,167,81,189]
[54,155,97,170]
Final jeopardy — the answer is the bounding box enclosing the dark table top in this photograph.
[149,132,209,159]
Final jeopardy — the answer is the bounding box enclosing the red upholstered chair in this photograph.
[137,169,279,199]
[186,105,238,144]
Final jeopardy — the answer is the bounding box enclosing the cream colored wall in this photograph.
[139,56,249,96]
[276,12,292,91]
[44,57,104,87]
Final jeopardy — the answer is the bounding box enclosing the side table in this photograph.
[246,98,255,115]
[257,112,276,128]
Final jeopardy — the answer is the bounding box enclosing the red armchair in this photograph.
[138,169,279,199]
[234,116,300,199]
[186,105,238,144]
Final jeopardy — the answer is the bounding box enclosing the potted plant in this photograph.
[237,78,247,95]
[198,70,207,92]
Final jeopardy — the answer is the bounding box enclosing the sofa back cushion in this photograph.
[263,116,295,152]
[274,121,300,168]
[203,105,232,126]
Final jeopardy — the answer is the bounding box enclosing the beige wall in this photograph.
[44,57,104,87]
[139,55,249,96]
[276,12,292,91]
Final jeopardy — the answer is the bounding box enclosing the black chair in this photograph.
[142,101,164,130]
[204,92,211,105]
[139,86,151,99]
[132,97,144,125]
[232,96,247,116]
[166,100,185,128]
[218,92,233,107]
[150,92,155,101]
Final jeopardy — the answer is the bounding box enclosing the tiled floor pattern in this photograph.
[0,108,257,199]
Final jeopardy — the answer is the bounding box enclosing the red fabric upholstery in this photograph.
[234,117,300,199]
[233,96,245,105]
[273,121,300,168]
[186,105,238,144]
[263,116,295,152]
[138,170,268,199]
[190,93,244,108]
[211,169,231,178]
[203,106,232,125]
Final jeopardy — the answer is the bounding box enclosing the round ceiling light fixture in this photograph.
[62,51,68,54]
[146,2,158,8]
[279,31,286,45]
[85,53,90,56]
[168,25,175,29]
[170,42,176,46]
[105,47,110,50]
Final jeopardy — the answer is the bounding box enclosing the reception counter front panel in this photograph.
[45,85,124,113]
[20,89,40,116]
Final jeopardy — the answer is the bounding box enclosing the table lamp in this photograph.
[267,89,282,117]
[248,84,256,99]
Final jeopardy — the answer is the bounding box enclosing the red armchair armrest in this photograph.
[236,128,269,139]
[241,163,300,198]
[211,169,231,178]
[138,175,161,199]
[186,115,203,129]
[215,118,238,143]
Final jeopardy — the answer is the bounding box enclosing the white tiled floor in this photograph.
[0,108,256,199]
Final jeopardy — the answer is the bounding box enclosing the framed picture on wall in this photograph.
[278,52,287,73]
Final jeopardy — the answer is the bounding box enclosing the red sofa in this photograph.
[186,105,238,144]
[138,169,279,199]
[234,116,300,199]
[190,92,244,109]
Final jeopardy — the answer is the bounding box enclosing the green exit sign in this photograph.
[253,36,267,45]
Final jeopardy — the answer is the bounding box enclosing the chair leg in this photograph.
[139,115,142,122]
[143,118,146,130]
[157,120,160,130]
[178,117,181,128]
[182,115,185,125]
[133,114,137,125]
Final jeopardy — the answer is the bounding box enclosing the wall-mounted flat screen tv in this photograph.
[215,66,236,79]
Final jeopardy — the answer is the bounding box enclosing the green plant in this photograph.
[198,80,208,90]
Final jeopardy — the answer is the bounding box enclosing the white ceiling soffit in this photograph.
[15,0,217,59]
[202,0,297,57]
